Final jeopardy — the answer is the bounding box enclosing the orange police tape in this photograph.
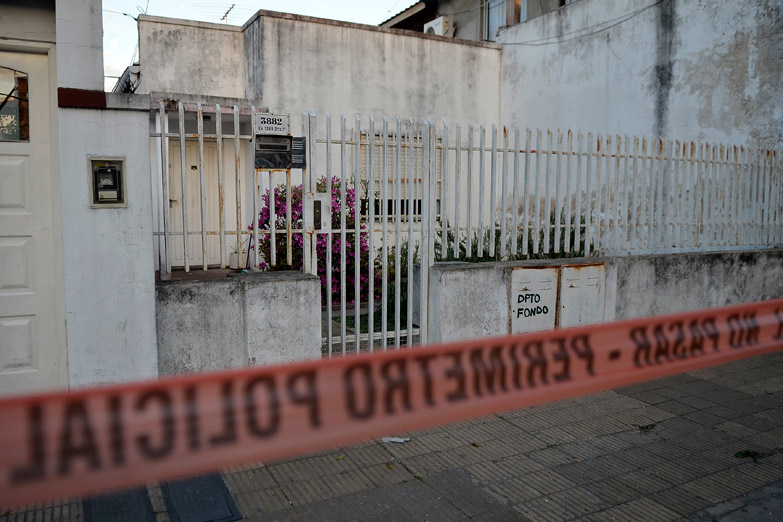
[1,299,782,507]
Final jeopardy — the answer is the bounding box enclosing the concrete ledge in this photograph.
[241,271,322,366]
[156,271,321,375]
[428,249,783,343]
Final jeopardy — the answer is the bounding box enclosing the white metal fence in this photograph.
[151,102,783,352]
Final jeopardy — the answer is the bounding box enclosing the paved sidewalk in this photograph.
[3,352,782,521]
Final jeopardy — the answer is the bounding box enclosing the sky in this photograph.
[102,0,419,90]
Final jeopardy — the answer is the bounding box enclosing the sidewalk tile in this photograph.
[527,447,576,466]
[649,486,714,515]
[362,462,413,486]
[280,477,335,505]
[733,413,780,431]
[594,498,681,521]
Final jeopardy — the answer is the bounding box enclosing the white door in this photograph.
[0,50,66,395]
[168,140,244,267]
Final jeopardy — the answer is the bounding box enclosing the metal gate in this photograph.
[151,101,783,356]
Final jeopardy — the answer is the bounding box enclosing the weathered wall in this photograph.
[137,15,245,98]
[428,249,783,343]
[0,0,55,44]
[156,272,322,376]
[55,0,103,90]
[498,0,783,149]
[613,250,783,320]
[244,11,501,122]
[58,101,158,387]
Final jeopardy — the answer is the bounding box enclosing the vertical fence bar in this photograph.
[251,106,259,269]
[407,119,414,346]
[544,129,553,254]
[630,137,640,251]
[354,115,361,353]
[663,139,672,249]
[672,140,681,249]
[656,139,666,250]
[419,122,429,343]
[325,114,333,356]
[776,151,781,246]
[367,117,375,351]
[381,117,388,350]
[233,106,243,268]
[441,122,449,260]
[575,131,583,253]
[196,104,208,270]
[722,144,730,247]
[763,149,772,246]
[614,135,624,252]
[600,134,610,252]
[729,145,737,246]
[533,129,541,255]
[422,122,435,344]
[215,104,226,268]
[466,125,473,257]
[177,102,189,272]
[710,143,719,248]
[453,124,461,259]
[489,125,497,257]
[308,112,317,270]
[394,118,402,348]
[592,133,608,253]
[710,142,717,248]
[512,127,522,255]
[301,112,311,274]
[775,152,782,246]
[585,133,593,257]
[553,130,562,253]
[637,137,646,251]
[523,128,532,256]
[500,126,509,257]
[158,102,172,277]
[620,136,630,251]
[340,115,347,355]
[755,147,762,246]
[269,175,277,266]
[648,138,658,251]
[696,142,705,250]
[645,137,655,252]
[685,142,693,248]
[563,130,572,253]
[478,125,485,258]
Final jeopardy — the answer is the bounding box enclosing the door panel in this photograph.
[0,50,65,395]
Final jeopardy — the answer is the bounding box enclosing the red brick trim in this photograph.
[57,88,107,109]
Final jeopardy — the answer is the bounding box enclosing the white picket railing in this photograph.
[151,102,783,352]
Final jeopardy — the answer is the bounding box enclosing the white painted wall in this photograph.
[55,0,104,90]
[246,12,501,122]
[137,15,245,98]
[137,12,501,125]
[58,105,158,387]
[498,0,783,150]
[0,1,56,43]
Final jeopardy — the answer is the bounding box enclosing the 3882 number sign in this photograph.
[254,113,290,135]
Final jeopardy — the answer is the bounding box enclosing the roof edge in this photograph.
[241,9,500,49]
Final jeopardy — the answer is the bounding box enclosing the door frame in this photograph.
[0,38,68,390]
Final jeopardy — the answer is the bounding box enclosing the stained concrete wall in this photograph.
[0,0,55,44]
[137,15,245,98]
[58,101,158,387]
[156,272,321,376]
[55,0,103,90]
[428,249,783,343]
[498,0,783,150]
[137,11,500,124]
[613,250,783,320]
[244,12,501,121]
